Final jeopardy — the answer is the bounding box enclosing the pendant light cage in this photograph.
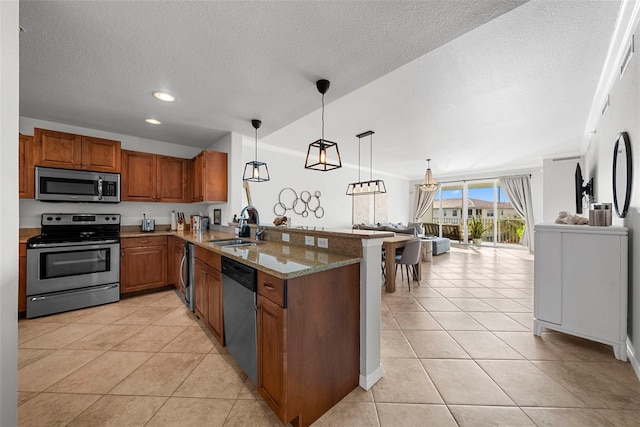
[419,158,438,191]
[305,79,342,171]
[346,130,387,196]
[243,119,270,182]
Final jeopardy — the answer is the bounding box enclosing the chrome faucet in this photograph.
[239,205,265,240]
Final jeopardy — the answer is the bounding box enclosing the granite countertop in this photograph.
[122,230,361,280]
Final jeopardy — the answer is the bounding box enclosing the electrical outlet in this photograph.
[305,236,314,246]
[317,238,328,249]
[282,233,290,242]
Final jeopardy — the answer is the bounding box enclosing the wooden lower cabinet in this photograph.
[256,264,360,427]
[194,247,223,345]
[19,243,26,314]
[120,236,168,293]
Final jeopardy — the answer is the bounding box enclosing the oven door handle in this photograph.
[29,283,119,301]
[28,239,120,248]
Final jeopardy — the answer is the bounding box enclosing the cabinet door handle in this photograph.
[264,284,276,291]
[139,240,150,243]
[121,251,125,256]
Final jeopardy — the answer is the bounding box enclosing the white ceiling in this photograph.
[19,1,620,180]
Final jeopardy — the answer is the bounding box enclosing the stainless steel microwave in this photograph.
[35,167,120,203]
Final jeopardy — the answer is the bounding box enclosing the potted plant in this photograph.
[468,216,487,246]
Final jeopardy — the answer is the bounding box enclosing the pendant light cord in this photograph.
[358,135,361,182]
[255,127,258,161]
[321,93,325,143]
[370,133,373,181]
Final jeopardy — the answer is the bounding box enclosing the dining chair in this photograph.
[395,240,421,291]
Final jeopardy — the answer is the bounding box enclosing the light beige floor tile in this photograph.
[482,298,531,312]
[312,401,379,427]
[424,279,458,288]
[64,323,146,350]
[542,333,618,361]
[449,405,535,427]
[513,298,533,309]
[421,359,514,406]
[68,395,168,427]
[433,288,474,298]
[494,331,580,361]
[467,312,529,331]
[118,291,167,306]
[372,358,443,404]
[146,397,234,427]
[522,407,615,426]
[597,409,640,426]
[109,352,204,396]
[430,311,486,330]
[32,304,109,323]
[224,399,287,426]
[493,288,533,298]
[380,330,416,358]
[18,349,104,392]
[415,297,461,311]
[160,324,216,353]
[148,290,184,307]
[17,391,38,406]
[113,325,187,352]
[18,321,66,345]
[174,353,247,399]
[504,312,534,329]
[464,288,507,298]
[18,392,100,427]
[18,348,55,369]
[383,297,425,312]
[478,360,586,407]
[393,311,442,330]
[74,304,142,324]
[449,331,523,359]
[403,285,442,297]
[533,361,640,410]
[377,403,456,426]
[19,323,106,349]
[47,350,154,394]
[449,298,497,312]
[341,385,375,403]
[405,331,469,359]
[237,377,262,400]
[112,306,176,325]
[153,306,199,326]
[380,309,400,330]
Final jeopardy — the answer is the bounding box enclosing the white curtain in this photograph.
[498,175,535,252]
[413,184,440,222]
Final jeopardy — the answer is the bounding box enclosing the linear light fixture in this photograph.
[305,79,342,171]
[346,130,387,196]
[243,119,270,182]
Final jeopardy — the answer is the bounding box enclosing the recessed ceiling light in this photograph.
[145,118,162,125]
[152,91,175,102]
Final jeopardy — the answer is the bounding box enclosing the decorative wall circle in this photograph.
[274,188,324,219]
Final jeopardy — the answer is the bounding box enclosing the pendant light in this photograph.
[346,130,387,195]
[419,158,438,191]
[243,119,270,182]
[305,79,342,171]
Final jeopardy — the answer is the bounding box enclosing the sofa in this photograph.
[422,223,462,243]
[352,223,419,236]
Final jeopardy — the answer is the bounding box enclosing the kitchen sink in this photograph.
[209,239,263,247]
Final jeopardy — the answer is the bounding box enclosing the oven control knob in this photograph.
[46,216,53,221]
[55,216,61,221]
[112,217,117,221]
[105,216,110,220]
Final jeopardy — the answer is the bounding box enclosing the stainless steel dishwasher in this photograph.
[222,256,257,385]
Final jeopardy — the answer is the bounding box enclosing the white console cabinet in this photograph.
[534,224,628,360]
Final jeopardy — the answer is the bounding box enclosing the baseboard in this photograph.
[359,364,384,391]
[627,338,640,383]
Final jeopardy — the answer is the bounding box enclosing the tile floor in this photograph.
[17,245,640,426]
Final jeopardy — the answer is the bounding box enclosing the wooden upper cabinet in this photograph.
[192,150,227,202]
[19,134,35,199]
[122,150,189,202]
[34,128,121,173]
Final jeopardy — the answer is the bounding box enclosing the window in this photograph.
[487,210,494,217]
[468,209,472,216]
[443,210,447,217]
[452,210,458,217]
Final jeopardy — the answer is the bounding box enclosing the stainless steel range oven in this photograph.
[26,214,121,318]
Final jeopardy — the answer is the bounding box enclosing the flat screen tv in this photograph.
[575,163,594,214]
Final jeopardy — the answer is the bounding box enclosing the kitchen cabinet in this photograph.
[121,150,188,202]
[191,150,228,202]
[256,265,360,427]
[19,134,35,198]
[167,236,185,296]
[534,224,628,360]
[194,246,223,344]
[120,236,168,294]
[34,128,121,173]
[19,243,26,314]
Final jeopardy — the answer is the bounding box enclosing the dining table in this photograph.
[382,235,422,293]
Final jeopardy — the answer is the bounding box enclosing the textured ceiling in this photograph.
[19,1,620,179]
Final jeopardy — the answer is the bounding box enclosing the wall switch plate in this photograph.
[282,233,290,242]
[305,236,314,246]
[317,238,328,249]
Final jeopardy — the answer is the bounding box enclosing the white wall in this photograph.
[206,132,243,225]
[0,2,19,424]
[242,137,410,228]
[585,8,640,375]
[542,155,585,222]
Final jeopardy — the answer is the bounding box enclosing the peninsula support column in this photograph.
[359,237,384,389]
